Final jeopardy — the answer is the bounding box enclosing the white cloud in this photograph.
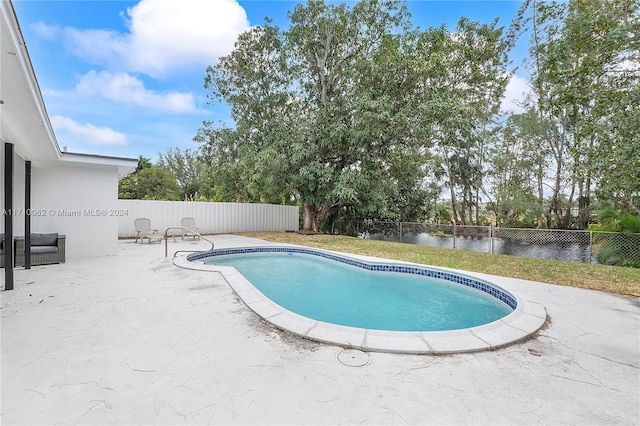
[42,0,250,78]
[51,116,128,146]
[31,21,60,40]
[500,74,534,114]
[67,28,130,67]
[76,70,195,113]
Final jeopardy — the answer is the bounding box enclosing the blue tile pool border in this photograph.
[188,246,517,310]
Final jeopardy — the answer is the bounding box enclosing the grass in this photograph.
[240,232,640,297]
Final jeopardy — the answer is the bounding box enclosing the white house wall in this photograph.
[31,161,120,258]
[117,200,300,238]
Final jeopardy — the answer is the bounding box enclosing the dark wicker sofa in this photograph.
[0,233,5,268]
[15,233,66,267]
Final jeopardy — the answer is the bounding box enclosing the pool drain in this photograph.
[337,349,369,367]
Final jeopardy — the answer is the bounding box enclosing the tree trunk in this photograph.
[302,202,334,232]
[578,133,595,229]
[458,198,466,225]
[317,203,333,231]
[450,189,461,225]
[563,178,576,230]
[535,163,546,228]
[442,151,461,225]
[549,152,563,227]
[467,189,474,226]
[302,203,316,231]
[475,188,481,225]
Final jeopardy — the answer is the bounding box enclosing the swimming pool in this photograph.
[180,246,547,354]
[200,251,512,332]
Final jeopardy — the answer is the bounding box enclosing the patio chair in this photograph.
[181,217,199,240]
[134,218,162,244]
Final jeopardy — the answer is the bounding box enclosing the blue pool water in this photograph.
[203,251,512,332]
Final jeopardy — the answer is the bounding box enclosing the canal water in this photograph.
[365,232,594,263]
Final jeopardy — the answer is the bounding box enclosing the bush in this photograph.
[589,209,640,268]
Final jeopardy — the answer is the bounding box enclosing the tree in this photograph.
[589,208,640,267]
[195,126,272,203]
[199,0,421,231]
[526,0,640,227]
[134,168,182,200]
[118,155,152,199]
[156,147,207,200]
[118,155,181,200]
[198,0,520,230]
[410,18,513,225]
[196,17,298,205]
[487,108,550,227]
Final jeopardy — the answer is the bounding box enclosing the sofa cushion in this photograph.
[30,246,58,254]
[31,233,59,247]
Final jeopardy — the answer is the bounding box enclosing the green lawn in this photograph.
[240,232,640,297]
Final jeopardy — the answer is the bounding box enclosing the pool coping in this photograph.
[173,245,547,354]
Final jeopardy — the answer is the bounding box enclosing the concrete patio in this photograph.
[1,235,639,425]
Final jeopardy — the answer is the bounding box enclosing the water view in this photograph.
[365,232,594,263]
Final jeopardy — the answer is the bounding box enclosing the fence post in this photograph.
[399,222,403,243]
[489,225,494,254]
[589,231,593,264]
[453,223,456,249]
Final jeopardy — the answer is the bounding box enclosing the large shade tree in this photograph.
[198,0,424,231]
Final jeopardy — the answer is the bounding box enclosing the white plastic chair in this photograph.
[180,217,199,240]
[134,218,162,244]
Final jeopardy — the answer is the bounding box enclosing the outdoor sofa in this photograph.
[0,233,5,268]
[15,233,66,267]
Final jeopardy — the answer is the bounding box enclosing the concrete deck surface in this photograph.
[1,235,639,425]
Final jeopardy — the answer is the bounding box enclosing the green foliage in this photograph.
[117,175,136,200]
[198,0,513,231]
[434,204,453,225]
[487,109,554,228]
[593,87,640,214]
[135,155,153,172]
[412,18,511,225]
[192,0,637,231]
[524,0,640,226]
[590,208,640,234]
[486,187,540,228]
[589,208,640,268]
[118,156,181,201]
[134,168,182,201]
[199,0,421,230]
[156,147,207,200]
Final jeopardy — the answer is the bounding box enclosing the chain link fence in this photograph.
[341,221,639,266]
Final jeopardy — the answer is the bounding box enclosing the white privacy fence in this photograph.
[117,200,299,238]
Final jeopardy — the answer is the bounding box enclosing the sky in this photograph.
[12,0,532,162]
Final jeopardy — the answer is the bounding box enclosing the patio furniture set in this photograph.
[0,217,198,268]
[134,217,199,244]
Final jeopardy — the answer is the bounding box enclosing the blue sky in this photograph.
[13,0,531,162]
